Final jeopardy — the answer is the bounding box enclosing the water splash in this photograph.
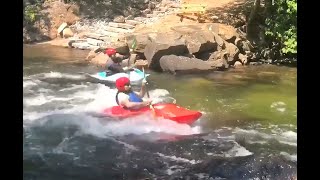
[23,74,201,137]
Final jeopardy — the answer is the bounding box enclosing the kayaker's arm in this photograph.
[138,81,147,98]
[120,98,152,109]
[122,52,137,72]
[123,64,136,72]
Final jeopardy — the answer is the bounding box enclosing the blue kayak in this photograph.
[89,68,150,84]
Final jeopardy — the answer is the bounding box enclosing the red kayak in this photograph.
[102,103,202,125]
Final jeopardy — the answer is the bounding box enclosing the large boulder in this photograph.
[159,55,216,74]
[211,32,225,50]
[86,49,99,61]
[234,61,243,67]
[113,16,125,23]
[171,25,202,34]
[210,58,229,70]
[208,51,228,62]
[91,53,108,67]
[207,50,229,70]
[49,39,71,48]
[144,32,188,71]
[125,33,157,53]
[238,53,249,64]
[24,1,80,43]
[206,23,239,42]
[225,42,240,64]
[62,27,74,38]
[171,25,217,54]
[41,1,80,39]
[101,41,129,55]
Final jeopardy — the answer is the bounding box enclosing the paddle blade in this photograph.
[131,37,137,50]
[150,104,157,120]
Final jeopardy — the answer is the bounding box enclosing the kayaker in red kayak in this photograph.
[105,48,135,75]
[115,77,153,110]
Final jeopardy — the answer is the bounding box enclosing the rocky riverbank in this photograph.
[23,0,296,74]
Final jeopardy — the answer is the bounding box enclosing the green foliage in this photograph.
[265,0,297,55]
[24,5,40,24]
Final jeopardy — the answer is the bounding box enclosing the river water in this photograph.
[23,45,297,180]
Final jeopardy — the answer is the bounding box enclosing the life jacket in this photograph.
[115,91,143,108]
[108,62,125,74]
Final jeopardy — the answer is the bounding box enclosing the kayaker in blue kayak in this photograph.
[115,77,152,110]
[105,48,135,75]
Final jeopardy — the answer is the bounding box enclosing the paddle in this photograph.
[142,66,157,119]
[126,37,138,79]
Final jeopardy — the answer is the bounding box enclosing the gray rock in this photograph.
[159,55,216,74]
[238,53,248,64]
[225,42,240,63]
[113,16,125,23]
[144,32,188,71]
[234,61,243,67]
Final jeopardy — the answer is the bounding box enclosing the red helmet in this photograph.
[105,48,116,56]
[115,77,130,91]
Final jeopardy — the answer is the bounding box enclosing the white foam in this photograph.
[278,107,286,112]
[278,140,297,147]
[281,131,297,140]
[80,85,117,112]
[280,152,297,162]
[23,79,40,88]
[23,84,109,118]
[135,89,173,104]
[224,142,253,157]
[23,78,202,137]
[58,84,89,92]
[24,94,74,106]
[98,115,201,136]
[166,168,176,175]
[270,101,287,112]
[38,88,52,93]
[149,89,170,97]
[23,107,79,122]
[278,131,297,146]
[234,128,297,147]
[24,94,51,106]
[43,71,85,79]
[271,101,286,106]
[74,118,140,152]
[246,140,267,145]
[194,173,209,179]
[156,152,201,164]
[52,137,75,156]
[26,71,85,80]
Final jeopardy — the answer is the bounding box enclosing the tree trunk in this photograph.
[246,0,261,40]
[264,0,273,16]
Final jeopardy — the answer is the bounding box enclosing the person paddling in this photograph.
[115,77,152,110]
[105,48,135,75]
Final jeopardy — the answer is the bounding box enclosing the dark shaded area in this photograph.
[150,46,190,71]
[24,121,297,180]
[206,0,254,28]
[205,0,296,65]
[193,42,218,60]
[206,0,261,46]
[166,155,296,180]
[23,0,52,43]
